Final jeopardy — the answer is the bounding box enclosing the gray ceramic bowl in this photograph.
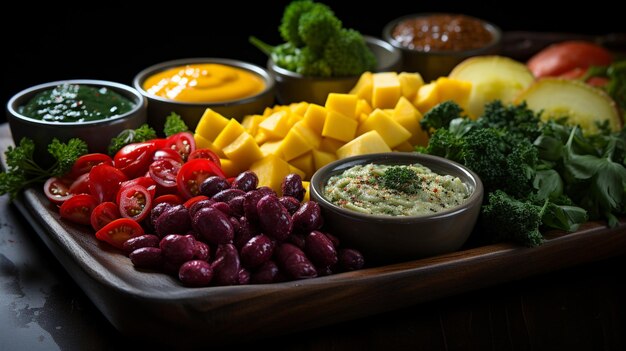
[133,58,275,133]
[309,152,483,264]
[6,79,147,166]
[382,13,502,82]
[269,36,402,105]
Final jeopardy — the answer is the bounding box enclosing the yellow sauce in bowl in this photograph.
[142,63,266,103]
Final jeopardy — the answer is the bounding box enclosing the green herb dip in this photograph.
[324,163,470,216]
[20,83,135,122]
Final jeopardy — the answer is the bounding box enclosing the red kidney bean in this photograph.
[211,244,241,286]
[275,243,317,279]
[159,234,196,264]
[227,195,245,217]
[281,173,305,201]
[150,202,172,228]
[305,231,338,267]
[129,247,163,269]
[316,265,334,276]
[238,267,251,285]
[240,234,275,268]
[233,216,258,250]
[257,194,293,241]
[188,198,216,218]
[243,190,264,223]
[279,196,301,215]
[232,171,258,192]
[292,201,323,234]
[155,204,191,238]
[200,176,231,198]
[287,232,306,249]
[256,186,276,197]
[192,207,234,245]
[212,188,246,203]
[193,241,210,261]
[338,249,365,271]
[179,260,213,287]
[123,234,160,255]
[250,260,282,284]
[210,201,233,217]
[325,232,341,248]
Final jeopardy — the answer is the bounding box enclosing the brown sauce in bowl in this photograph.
[392,14,494,52]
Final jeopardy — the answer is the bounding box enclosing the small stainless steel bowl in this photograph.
[309,152,484,264]
[133,58,275,133]
[382,13,502,82]
[268,36,402,105]
[6,79,147,166]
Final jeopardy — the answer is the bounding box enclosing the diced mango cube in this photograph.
[372,72,401,109]
[289,152,314,180]
[303,103,327,135]
[219,158,245,178]
[398,72,424,101]
[355,99,372,117]
[280,129,313,161]
[193,134,225,158]
[312,149,337,170]
[194,108,229,142]
[222,132,263,169]
[249,155,293,195]
[292,121,321,149]
[415,82,439,113]
[393,96,429,147]
[336,131,392,159]
[319,137,345,154]
[349,72,373,102]
[254,131,270,144]
[241,114,264,136]
[213,119,245,150]
[259,140,284,157]
[321,111,358,142]
[435,77,472,111]
[325,93,358,119]
[393,141,414,152]
[287,112,303,128]
[259,110,290,139]
[356,109,411,149]
[290,102,309,116]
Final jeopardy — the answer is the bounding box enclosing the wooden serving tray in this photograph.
[3,123,626,347]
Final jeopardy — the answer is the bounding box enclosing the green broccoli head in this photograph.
[481,190,544,247]
[297,3,341,53]
[324,28,377,76]
[420,100,465,134]
[297,47,333,77]
[279,0,315,46]
[477,100,542,141]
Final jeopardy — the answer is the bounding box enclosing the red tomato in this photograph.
[89,164,128,203]
[114,142,158,179]
[149,158,181,189]
[90,202,121,231]
[44,177,73,205]
[559,67,610,87]
[118,184,153,223]
[183,195,209,209]
[527,41,613,78]
[176,158,226,199]
[188,148,221,166]
[59,194,99,225]
[95,218,144,249]
[69,173,91,195]
[164,132,196,161]
[116,176,157,204]
[67,153,113,179]
[153,194,183,206]
[153,148,183,164]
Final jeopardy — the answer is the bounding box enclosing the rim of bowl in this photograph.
[7,79,146,127]
[382,13,502,56]
[133,57,275,107]
[269,35,401,80]
[310,152,484,223]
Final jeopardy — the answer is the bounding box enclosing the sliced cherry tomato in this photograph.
[153,194,183,206]
[188,148,221,166]
[44,177,73,205]
[165,132,196,161]
[59,193,99,225]
[89,164,128,203]
[183,195,209,209]
[149,158,181,189]
[68,153,113,179]
[118,184,153,223]
[69,173,90,195]
[116,176,157,204]
[176,158,226,199]
[527,41,613,78]
[114,141,158,179]
[90,202,121,231]
[95,218,144,249]
[153,148,183,164]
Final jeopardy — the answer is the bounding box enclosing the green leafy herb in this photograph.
[380,166,419,194]
[107,124,157,156]
[163,112,189,137]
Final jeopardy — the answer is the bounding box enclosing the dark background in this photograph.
[2,0,623,123]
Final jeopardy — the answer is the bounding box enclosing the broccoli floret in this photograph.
[379,166,419,194]
[324,28,377,76]
[477,100,542,141]
[279,0,315,46]
[481,190,545,247]
[249,37,301,72]
[296,47,332,77]
[420,100,465,134]
[297,3,341,53]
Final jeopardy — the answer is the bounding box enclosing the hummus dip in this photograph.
[323,163,470,216]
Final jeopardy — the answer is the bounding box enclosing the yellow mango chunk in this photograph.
[336,130,392,159]
[280,129,313,161]
[415,82,439,114]
[290,102,309,116]
[302,181,310,202]
[394,141,414,152]
[241,114,264,136]
[325,93,358,119]
[357,109,411,149]
[355,99,372,117]
[258,110,290,139]
[289,165,306,180]
[222,132,264,169]
[249,154,293,195]
[287,112,303,128]
[213,119,245,150]
[259,140,284,157]
[321,111,358,142]
[393,96,429,147]
[193,134,226,158]
[435,77,473,111]
[289,152,314,180]
[219,158,245,178]
[262,107,274,117]
[398,72,424,101]
[372,72,401,109]
[358,112,369,124]
[312,149,337,170]
[254,131,270,144]
[303,103,327,135]
[194,108,229,142]
[349,72,373,102]
[292,121,321,149]
[319,137,345,154]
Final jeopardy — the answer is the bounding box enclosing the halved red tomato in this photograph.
[183,195,209,209]
[90,202,120,231]
[152,148,183,164]
[44,177,73,205]
[153,194,183,206]
[69,173,90,195]
[89,164,128,203]
[95,218,144,249]
[59,193,99,225]
[149,158,181,189]
[118,184,153,223]
[116,176,157,204]
[188,148,221,166]
[176,158,226,199]
[67,153,113,179]
[165,132,196,161]
[114,141,158,179]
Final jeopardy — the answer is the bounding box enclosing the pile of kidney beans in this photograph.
[124,171,365,287]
